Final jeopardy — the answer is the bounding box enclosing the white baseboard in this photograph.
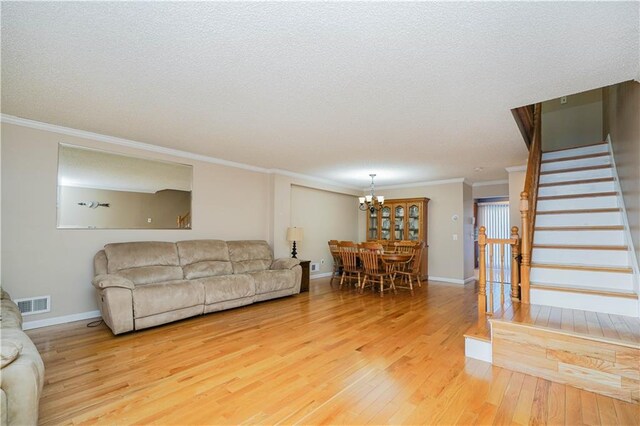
[464,336,493,363]
[310,272,333,280]
[464,276,477,284]
[22,310,101,330]
[429,276,468,285]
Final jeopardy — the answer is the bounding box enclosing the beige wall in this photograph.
[542,89,603,152]
[472,182,509,200]
[603,81,640,272]
[376,182,468,282]
[1,123,271,321]
[59,187,190,229]
[508,169,526,236]
[290,185,359,276]
[463,183,475,281]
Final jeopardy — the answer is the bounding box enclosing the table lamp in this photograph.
[286,227,304,259]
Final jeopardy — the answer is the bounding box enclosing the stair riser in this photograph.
[530,288,639,317]
[538,181,615,197]
[535,212,623,227]
[534,230,626,246]
[539,168,613,184]
[531,268,634,291]
[532,248,630,267]
[542,144,608,161]
[541,156,611,172]
[537,196,618,211]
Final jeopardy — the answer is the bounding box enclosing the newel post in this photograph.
[510,226,521,301]
[519,192,530,304]
[478,226,487,314]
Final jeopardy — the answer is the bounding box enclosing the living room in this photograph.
[1,2,639,425]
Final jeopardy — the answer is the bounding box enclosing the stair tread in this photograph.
[531,263,633,274]
[537,208,621,215]
[541,152,609,164]
[530,283,638,299]
[535,225,624,231]
[533,244,628,251]
[538,177,614,188]
[542,141,608,154]
[540,164,611,175]
[537,191,617,201]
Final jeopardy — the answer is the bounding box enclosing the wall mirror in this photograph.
[57,144,193,229]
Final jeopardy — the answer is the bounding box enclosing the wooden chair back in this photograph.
[407,241,424,273]
[328,240,341,265]
[338,241,359,271]
[394,240,417,254]
[359,243,384,274]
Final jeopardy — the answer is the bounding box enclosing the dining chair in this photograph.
[359,242,396,297]
[328,240,342,286]
[394,241,425,294]
[337,241,362,290]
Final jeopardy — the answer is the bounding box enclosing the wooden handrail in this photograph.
[177,212,191,228]
[519,103,542,304]
[477,226,521,316]
[511,104,535,148]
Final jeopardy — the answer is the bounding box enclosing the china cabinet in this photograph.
[365,197,430,280]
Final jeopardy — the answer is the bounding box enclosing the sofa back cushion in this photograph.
[104,242,183,285]
[227,240,273,274]
[176,240,233,279]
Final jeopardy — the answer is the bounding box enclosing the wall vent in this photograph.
[14,296,51,316]
[310,263,320,272]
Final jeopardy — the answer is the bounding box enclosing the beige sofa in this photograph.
[93,240,301,335]
[0,290,45,426]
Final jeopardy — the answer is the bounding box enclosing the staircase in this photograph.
[529,141,639,317]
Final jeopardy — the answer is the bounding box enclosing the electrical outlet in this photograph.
[147,218,152,223]
[560,96,567,104]
[320,259,325,264]
[452,234,458,241]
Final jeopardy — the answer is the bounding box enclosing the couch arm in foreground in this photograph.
[270,258,300,270]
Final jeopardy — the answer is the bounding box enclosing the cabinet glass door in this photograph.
[394,205,405,240]
[380,206,392,240]
[368,209,378,240]
[408,204,420,241]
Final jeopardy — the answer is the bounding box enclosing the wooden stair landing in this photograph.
[464,297,640,403]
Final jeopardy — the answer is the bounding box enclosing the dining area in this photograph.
[328,240,426,297]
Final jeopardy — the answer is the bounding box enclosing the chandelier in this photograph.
[359,174,384,213]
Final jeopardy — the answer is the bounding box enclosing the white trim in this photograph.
[472,179,509,187]
[429,276,466,285]
[271,169,360,191]
[606,134,640,293]
[505,165,527,172]
[464,336,492,363]
[22,310,101,330]
[375,177,466,191]
[464,276,477,284]
[310,272,333,280]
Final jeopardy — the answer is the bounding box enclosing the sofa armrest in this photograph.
[270,258,300,270]
[92,274,134,290]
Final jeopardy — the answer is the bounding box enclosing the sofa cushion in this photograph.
[105,242,180,273]
[117,266,184,286]
[227,240,273,274]
[195,274,255,304]
[0,299,23,329]
[177,240,233,279]
[132,280,204,318]
[0,342,22,369]
[249,270,296,294]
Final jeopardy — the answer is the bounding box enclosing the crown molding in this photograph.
[472,179,509,187]
[505,164,527,172]
[374,177,466,191]
[1,114,355,189]
[269,169,361,191]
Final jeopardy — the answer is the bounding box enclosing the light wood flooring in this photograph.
[27,278,639,425]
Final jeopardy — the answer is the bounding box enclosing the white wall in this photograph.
[376,181,468,283]
[472,182,509,200]
[1,123,271,321]
[290,185,359,277]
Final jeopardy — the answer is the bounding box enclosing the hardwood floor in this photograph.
[27,278,639,425]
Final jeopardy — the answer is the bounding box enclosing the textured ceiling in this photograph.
[2,2,639,187]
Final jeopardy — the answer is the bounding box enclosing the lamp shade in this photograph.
[286,227,304,242]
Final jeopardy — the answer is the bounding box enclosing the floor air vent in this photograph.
[15,296,51,316]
